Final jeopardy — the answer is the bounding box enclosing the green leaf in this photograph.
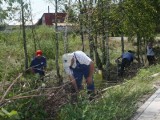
[0,111,5,117]
[8,110,18,117]
[1,108,9,115]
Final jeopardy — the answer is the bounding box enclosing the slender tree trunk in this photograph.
[102,29,106,65]
[137,33,141,61]
[88,0,94,59]
[105,0,111,80]
[64,0,71,53]
[100,0,106,65]
[94,33,103,70]
[121,33,124,53]
[78,0,84,51]
[32,28,37,51]
[119,0,124,54]
[29,0,37,52]
[105,32,110,80]
[21,0,28,70]
[55,0,62,84]
[64,15,68,53]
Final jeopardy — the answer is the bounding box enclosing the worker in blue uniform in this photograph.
[116,50,139,76]
[62,51,95,101]
[30,50,47,79]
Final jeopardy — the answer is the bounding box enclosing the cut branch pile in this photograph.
[0,74,73,119]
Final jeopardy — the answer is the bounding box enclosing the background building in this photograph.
[36,13,67,26]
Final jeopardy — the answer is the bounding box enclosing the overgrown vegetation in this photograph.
[0,0,160,119]
[0,26,160,119]
[59,64,160,120]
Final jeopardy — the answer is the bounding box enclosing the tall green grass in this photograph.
[0,26,160,119]
[0,26,89,119]
[59,64,160,120]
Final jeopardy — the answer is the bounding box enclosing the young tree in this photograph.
[122,0,158,60]
[55,0,63,84]
[0,0,30,70]
[21,0,28,70]
[78,0,85,51]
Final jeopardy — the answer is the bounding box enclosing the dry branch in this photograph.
[0,73,23,103]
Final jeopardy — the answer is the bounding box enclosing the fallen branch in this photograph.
[5,94,50,101]
[0,73,23,103]
[0,94,51,108]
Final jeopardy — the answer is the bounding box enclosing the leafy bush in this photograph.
[0,108,20,120]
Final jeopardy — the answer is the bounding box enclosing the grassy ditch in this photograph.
[58,64,160,120]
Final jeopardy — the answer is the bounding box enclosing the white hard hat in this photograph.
[62,53,74,68]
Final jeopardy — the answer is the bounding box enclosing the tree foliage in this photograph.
[0,0,30,25]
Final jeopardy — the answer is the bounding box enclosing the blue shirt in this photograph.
[30,56,47,69]
[122,52,134,62]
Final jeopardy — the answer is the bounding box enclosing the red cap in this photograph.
[36,50,42,56]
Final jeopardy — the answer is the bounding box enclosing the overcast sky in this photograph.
[6,0,77,25]
[6,0,55,25]
[31,0,55,24]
